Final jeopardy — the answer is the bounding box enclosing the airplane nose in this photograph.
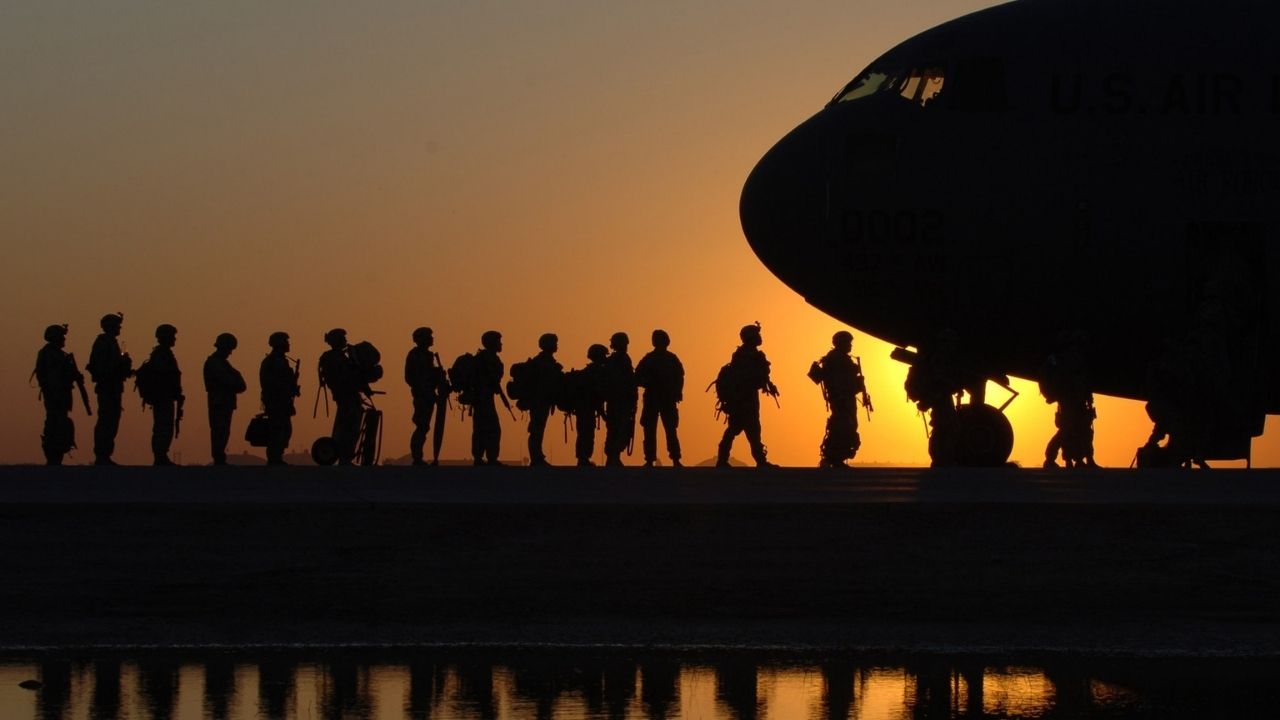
[740,111,834,291]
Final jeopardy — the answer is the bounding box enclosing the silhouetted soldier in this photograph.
[904,329,971,466]
[1039,331,1097,468]
[716,324,778,468]
[525,332,564,466]
[635,329,684,467]
[405,326,449,465]
[318,328,370,465]
[33,324,86,465]
[472,330,506,465]
[260,332,300,465]
[603,331,637,467]
[147,324,184,466]
[86,312,132,465]
[204,333,247,466]
[573,344,609,466]
[812,330,869,467]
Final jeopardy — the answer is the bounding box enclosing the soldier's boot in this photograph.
[715,437,732,467]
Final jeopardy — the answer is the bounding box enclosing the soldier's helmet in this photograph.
[587,344,608,363]
[156,324,178,340]
[480,330,502,350]
[739,324,762,344]
[43,324,68,342]
[610,332,629,350]
[538,333,558,352]
[100,313,123,330]
[412,327,433,344]
[268,332,290,350]
[324,328,347,346]
[214,333,238,350]
[652,329,670,348]
[833,330,854,347]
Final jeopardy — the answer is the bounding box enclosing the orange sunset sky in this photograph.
[3,0,1276,468]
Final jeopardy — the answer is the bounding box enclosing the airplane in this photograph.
[740,0,1278,466]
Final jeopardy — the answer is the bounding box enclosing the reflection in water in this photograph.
[2,651,1279,719]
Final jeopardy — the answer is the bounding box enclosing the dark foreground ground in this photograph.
[1,465,1278,655]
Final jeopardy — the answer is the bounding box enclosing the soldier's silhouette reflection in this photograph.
[203,658,236,720]
[322,661,372,720]
[906,658,952,720]
[137,659,179,720]
[89,660,122,720]
[820,661,855,720]
[640,659,679,720]
[258,658,296,720]
[456,662,498,720]
[512,662,561,720]
[407,660,448,720]
[37,659,71,720]
[715,661,759,720]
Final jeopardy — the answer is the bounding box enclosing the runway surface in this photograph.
[1,464,1277,655]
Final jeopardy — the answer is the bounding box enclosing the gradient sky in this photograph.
[3,0,1276,467]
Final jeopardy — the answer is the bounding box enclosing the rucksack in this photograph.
[708,361,751,414]
[449,352,477,405]
[558,368,595,415]
[806,360,826,385]
[133,358,160,406]
[507,358,533,410]
[349,341,383,384]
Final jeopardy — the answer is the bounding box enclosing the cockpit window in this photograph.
[832,66,945,107]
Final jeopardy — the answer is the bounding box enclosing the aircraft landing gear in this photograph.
[931,403,1015,467]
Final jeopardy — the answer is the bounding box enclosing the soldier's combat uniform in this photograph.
[814,332,866,467]
[318,329,368,465]
[147,325,184,466]
[716,325,777,468]
[1039,333,1096,469]
[86,314,132,465]
[260,332,300,465]
[203,334,246,465]
[635,330,684,467]
[471,331,505,465]
[405,327,448,466]
[572,345,609,466]
[602,332,637,467]
[34,326,84,465]
[525,334,563,466]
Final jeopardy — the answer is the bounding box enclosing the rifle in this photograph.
[497,385,517,421]
[69,353,92,416]
[175,394,185,438]
[765,381,781,409]
[855,356,873,422]
[432,352,449,464]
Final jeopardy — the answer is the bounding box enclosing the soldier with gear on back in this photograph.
[33,324,87,465]
[810,330,870,468]
[146,324,184,466]
[470,330,507,465]
[204,333,247,466]
[715,324,778,468]
[635,329,684,468]
[260,332,300,466]
[602,331,638,467]
[571,344,609,466]
[523,333,564,467]
[1039,331,1097,469]
[86,313,132,465]
[404,327,450,466]
[318,328,371,466]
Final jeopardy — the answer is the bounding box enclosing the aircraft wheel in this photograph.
[311,436,339,466]
[953,403,1014,467]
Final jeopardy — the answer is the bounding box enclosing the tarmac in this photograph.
[1,464,1278,656]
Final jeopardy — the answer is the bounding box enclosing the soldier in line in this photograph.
[405,327,449,466]
[260,332,300,466]
[33,324,87,465]
[472,330,506,465]
[525,333,563,467]
[573,344,609,466]
[1039,332,1097,468]
[146,324,184,466]
[203,333,247,466]
[318,328,370,466]
[635,329,684,468]
[811,331,869,468]
[903,329,972,467]
[86,313,132,465]
[602,332,637,467]
[715,324,778,468]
